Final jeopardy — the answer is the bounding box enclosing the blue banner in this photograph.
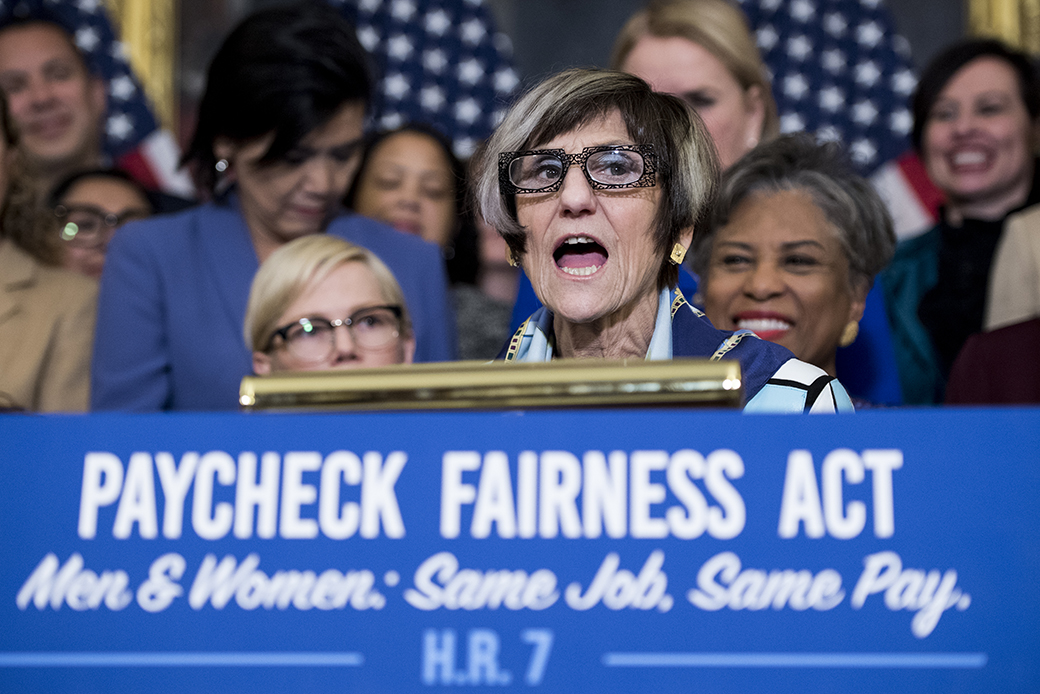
[1,409,1037,692]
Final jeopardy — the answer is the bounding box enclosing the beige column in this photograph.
[969,0,1040,53]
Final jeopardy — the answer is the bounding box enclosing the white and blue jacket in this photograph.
[499,288,854,413]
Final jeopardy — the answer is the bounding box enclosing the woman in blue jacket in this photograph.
[91,4,454,411]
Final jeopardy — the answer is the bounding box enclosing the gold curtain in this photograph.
[102,0,178,132]
[969,0,1040,53]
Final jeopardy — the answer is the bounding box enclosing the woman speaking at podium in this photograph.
[471,69,852,413]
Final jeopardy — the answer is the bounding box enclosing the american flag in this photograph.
[740,0,941,239]
[332,0,521,159]
[0,0,194,197]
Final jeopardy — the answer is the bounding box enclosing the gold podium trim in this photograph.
[239,358,743,412]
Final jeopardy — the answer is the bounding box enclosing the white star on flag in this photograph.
[391,0,416,21]
[106,113,133,140]
[424,48,447,73]
[856,21,883,47]
[380,112,404,130]
[420,85,446,111]
[494,68,519,94]
[425,9,450,35]
[461,18,486,45]
[454,137,477,158]
[357,26,380,51]
[824,12,847,37]
[75,26,99,52]
[890,109,912,135]
[821,48,845,74]
[455,98,480,124]
[457,58,483,85]
[383,73,410,100]
[852,99,879,125]
[786,35,812,61]
[855,61,881,87]
[780,112,806,132]
[892,69,917,96]
[756,25,779,51]
[110,75,135,101]
[784,74,809,99]
[387,34,413,61]
[790,0,815,23]
[819,86,844,112]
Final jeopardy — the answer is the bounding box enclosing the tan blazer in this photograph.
[0,239,97,412]
[986,204,1040,331]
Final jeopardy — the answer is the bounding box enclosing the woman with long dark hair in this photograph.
[91,3,454,411]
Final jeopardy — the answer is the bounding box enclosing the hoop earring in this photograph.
[215,159,229,173]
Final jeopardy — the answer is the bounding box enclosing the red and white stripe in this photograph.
[870,150,944,242]
[115,129,195,198]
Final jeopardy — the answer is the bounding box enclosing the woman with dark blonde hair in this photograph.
[612,0,778,170]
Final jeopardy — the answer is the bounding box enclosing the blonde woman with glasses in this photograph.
[245,235,414,374]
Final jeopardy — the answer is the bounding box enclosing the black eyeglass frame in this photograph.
[54,204,150,230]
[498,144,657,195]
[266,305,404,357]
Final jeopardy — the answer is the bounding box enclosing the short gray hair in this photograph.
[472,68,719,290]
[692,133,895,288]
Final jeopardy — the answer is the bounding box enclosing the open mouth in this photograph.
[735,314,792,340]
[553,236,608,277]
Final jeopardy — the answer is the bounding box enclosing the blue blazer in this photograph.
[92,200,455,411]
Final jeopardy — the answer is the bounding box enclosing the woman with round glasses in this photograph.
[49,169,154,279]
[246,235,414,373]
[472,68,853,412]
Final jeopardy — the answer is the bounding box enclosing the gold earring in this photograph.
[506,247,520,268]
[840,320,859,347]
[669,243,687,265]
